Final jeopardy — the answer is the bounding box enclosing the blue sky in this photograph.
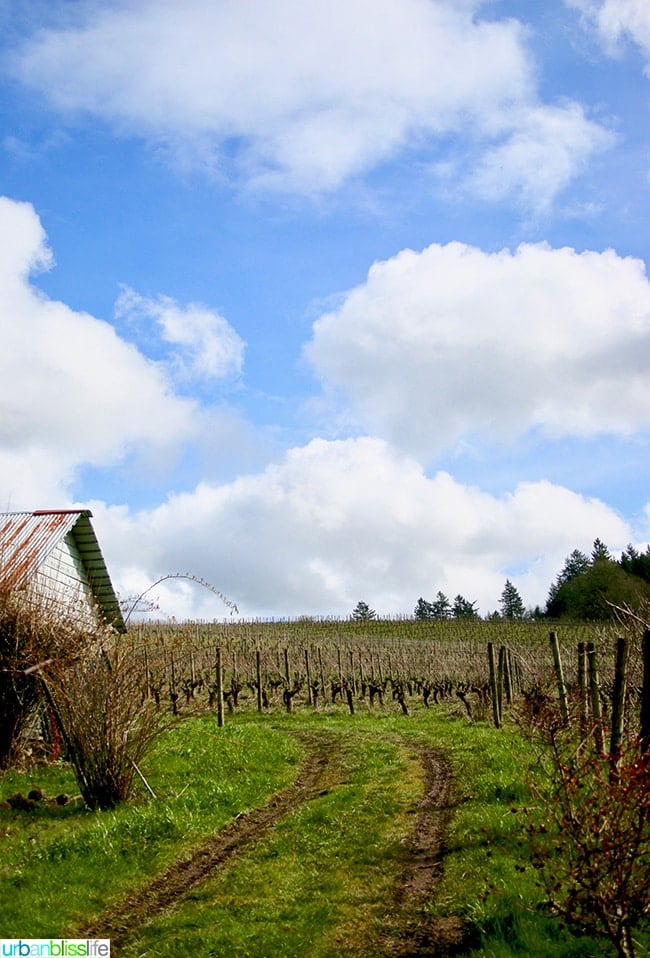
[1,0,649,619]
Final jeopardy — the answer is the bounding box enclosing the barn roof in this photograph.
[0,509,125,631]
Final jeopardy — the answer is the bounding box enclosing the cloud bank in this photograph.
[11,0,611,205]
[94,437,632,619]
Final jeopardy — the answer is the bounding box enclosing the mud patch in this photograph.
[379,744,477,956]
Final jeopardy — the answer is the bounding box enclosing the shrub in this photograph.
[0,584,159,809]
[519,689,650,958]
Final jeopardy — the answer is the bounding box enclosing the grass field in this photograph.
[2,684,646,957]
[2,616,648,956]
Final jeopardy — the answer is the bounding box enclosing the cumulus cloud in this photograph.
[305,241,650,458]
[0,196,199,506]
[568,0,650,68]
[92,437,633,619]
[9,0,610,205]
[115,287,245,382]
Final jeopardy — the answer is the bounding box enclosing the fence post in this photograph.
[169,654,178,715]
[641,629,650,753]
[305,647,313,706]
[577,641,588,732]
[497,646,505,714]
[348,649,357,695]
[215,646,225,728]
[256,648,263,713]
[487,643,501,729]
[587,642,605,755]
[284,647,291,688]
[501,646,513,706]
[550,631,569,725]
[318,647,327,703]
[609,636,629,763]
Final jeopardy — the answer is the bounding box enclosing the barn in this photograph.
[0,509,125,632]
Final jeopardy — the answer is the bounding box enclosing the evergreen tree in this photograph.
[452,594,479,619]
[620,544,650,584]
[561,548,591,580]
[414,597,434,620]
[352,600,376,621]
[546,548,591,616]
[499,579,525,620]
[431,590,451,619]
[591,537,611,562]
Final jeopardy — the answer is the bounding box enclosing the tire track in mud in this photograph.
[379,742,475,957]
[80,732,338,946]
[82,732,471,955]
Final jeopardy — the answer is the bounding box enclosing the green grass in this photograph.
[0,715,301,936]
[2,700,647,955]
[119,714,422,957]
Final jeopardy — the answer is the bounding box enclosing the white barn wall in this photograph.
[36,532,98,626]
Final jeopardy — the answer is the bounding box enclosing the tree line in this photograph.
[352,539,650,623]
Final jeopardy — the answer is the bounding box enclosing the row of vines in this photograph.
[124,617,649,743]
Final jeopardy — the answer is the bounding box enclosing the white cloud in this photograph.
[115,287,245,382]
[10,0,610,205]
[0,196,199,506]
[92,437,633,619]
[305,241,650,458]
[568,0,650,68]
[469,102,614,213]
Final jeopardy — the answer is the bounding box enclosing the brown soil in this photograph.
[377,743,477,956]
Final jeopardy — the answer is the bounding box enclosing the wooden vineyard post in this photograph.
[641,629,650,754]
[318,647,327,703]
[497,646,505,714]
[256,649,263,713]
[504,647,513,704]
[305,647,313,706]
[169,654,178,715]
[283,647,298,713]
[143,642,151,701]
[587,642,605,755]
[550,631,569,725]
[231,649,238,703]
[215,646,225,728]
[499,645,513,707]
[577,642,588,733]
[348,649,357,695]
[609,636,629,764]
[487,643,501,729]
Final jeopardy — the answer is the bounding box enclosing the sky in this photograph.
[0,0,649,621]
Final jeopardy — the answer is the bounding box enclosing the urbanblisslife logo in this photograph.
[0,943,109,957]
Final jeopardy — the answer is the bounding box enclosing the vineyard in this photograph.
[3,612,650,956]
[126,616,648,735]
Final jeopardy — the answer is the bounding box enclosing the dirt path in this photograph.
[81,734,470,955]
[81,732,336,945]
[378,743,475,957]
